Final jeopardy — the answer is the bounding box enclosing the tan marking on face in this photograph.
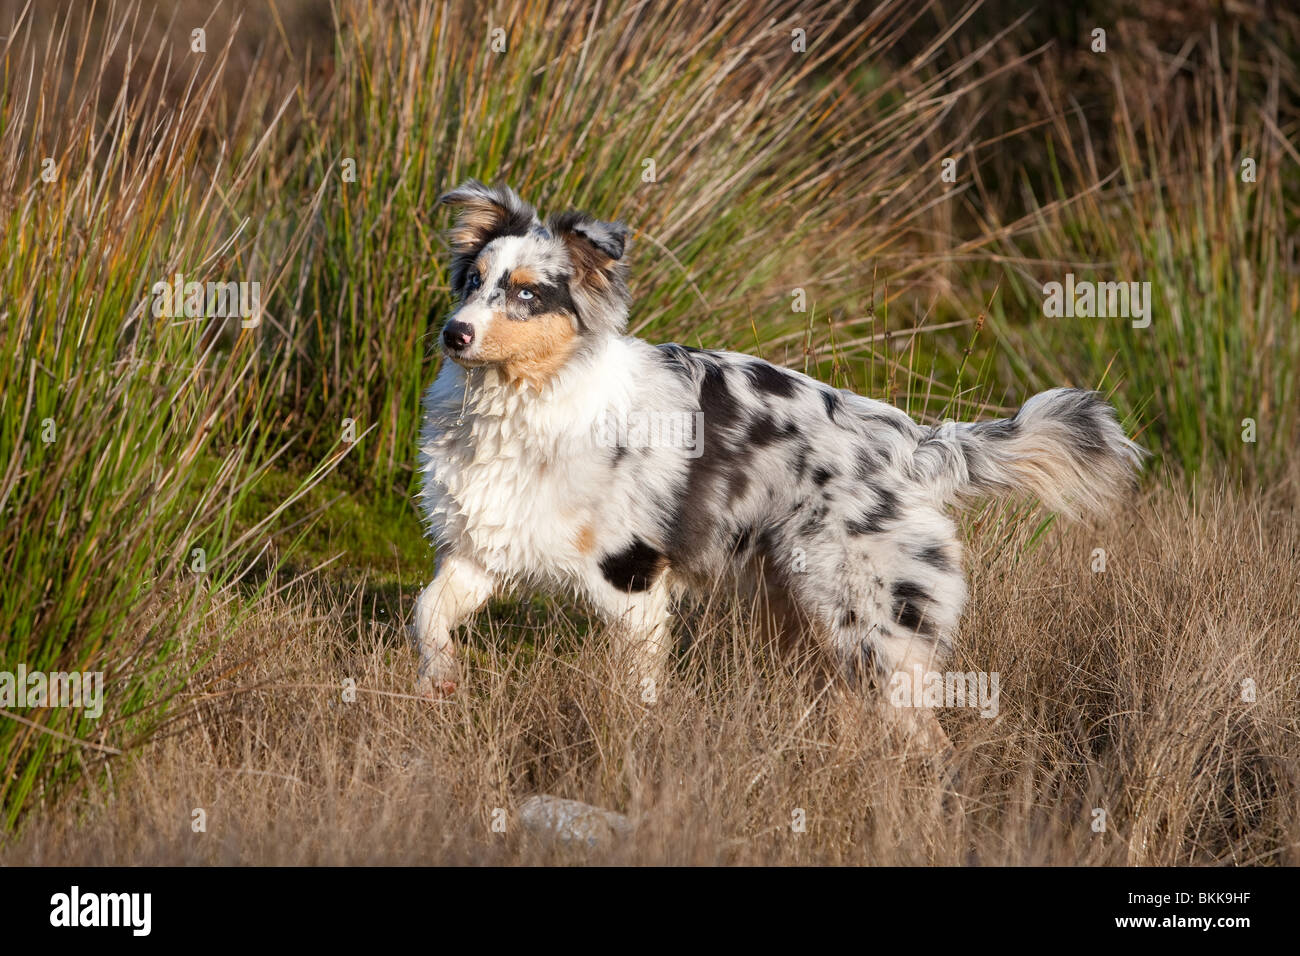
[477,310,578,388]
[575,523,597,555]
[509,266,540,287]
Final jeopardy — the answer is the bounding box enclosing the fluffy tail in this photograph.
[913,388,1146,517]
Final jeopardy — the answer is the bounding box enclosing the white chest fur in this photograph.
[418,344,636,586]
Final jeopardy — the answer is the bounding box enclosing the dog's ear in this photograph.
[548,210,630,268]
[439,179,538,256]
[439,180,538,296]
[547,211,631,333]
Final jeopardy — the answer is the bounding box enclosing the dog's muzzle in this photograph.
[442,320,474,352]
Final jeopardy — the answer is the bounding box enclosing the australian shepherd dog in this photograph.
[413,179,1144,752]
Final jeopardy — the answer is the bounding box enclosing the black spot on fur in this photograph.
[744,361,800,398]
[891,580,935,636]
[746,414,800,448]
[821,389,843,423]
[664,358,743,568]
[811,466,835,487]
[799,502,829,535]
[731,526,755,554]
[866,413,910,435]
[840,609,858,627]
[755,528,779,559]
[600,538,666,593]
[855,448,882,481]
[917,543,953,572]
[846,487,900,535]
[747,414,782,447]
[1054,396,1108,460]
[727,469,751,503]
[699,361,740,430]
[792,442,812,481]
[656,344,696,380]
[972,418,1019,440]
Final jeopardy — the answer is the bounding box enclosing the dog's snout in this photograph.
[443,320,474,350]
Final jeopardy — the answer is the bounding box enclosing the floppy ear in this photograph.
[549,211,629,262]
[547,210,632,334]
[439,180,539,292]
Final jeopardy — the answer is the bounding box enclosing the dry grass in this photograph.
[7,466,1297,866]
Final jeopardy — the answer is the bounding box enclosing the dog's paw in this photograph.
[415,673,458,700]
[416,655,460,701]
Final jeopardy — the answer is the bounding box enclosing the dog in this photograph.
[413,179,1144,750]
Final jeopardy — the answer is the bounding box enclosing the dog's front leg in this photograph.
[411,554,496,698]
[598,582,674,698]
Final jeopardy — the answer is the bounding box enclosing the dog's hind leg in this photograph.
[861,628,955,759]
[801,611,951,757]
[786,531,965,759]
[411,553,496,698]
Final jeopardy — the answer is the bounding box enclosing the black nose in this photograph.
[443,320,474,350]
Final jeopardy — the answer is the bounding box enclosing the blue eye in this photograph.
[518,288,534,300]
[466,273,482,291]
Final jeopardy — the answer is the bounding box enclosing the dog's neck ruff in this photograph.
[417,331,638,583]
[427,332,630,458]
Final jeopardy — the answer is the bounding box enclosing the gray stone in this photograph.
[518,794,633,849]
